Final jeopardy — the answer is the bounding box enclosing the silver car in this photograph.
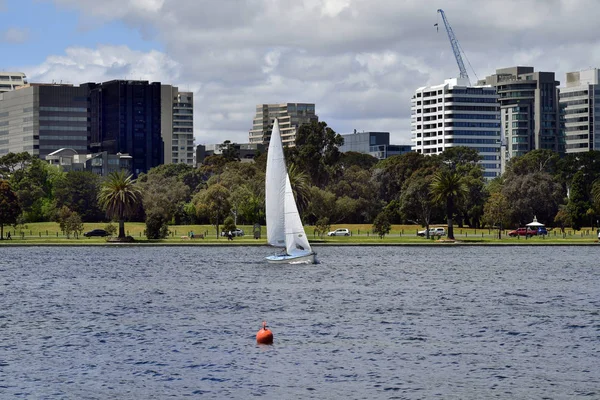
[328,228,350,236]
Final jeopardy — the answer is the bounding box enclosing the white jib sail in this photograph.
[284,175,312,256]
[265,119,286,247]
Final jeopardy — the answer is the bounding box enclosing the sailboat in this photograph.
[265,119,316,264]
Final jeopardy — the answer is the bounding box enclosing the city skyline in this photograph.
[2,0,600,146]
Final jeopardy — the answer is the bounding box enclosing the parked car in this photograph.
[417,227,446,237]
[507,227,538,237]
[221,228,244,237]
[84,229,110,237]
[537,227,548,236]
[328,228,350,236]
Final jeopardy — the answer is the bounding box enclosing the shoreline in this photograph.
[0,241,598,247]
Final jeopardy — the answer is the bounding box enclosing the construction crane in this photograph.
[436,9,470,83]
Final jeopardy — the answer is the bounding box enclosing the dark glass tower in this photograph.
[87,80,163,175]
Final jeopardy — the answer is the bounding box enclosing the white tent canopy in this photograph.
[526,216,545,227]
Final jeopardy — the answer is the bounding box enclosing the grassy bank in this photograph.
[0,222,598,245]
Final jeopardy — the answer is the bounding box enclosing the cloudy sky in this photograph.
[2,0,600,145]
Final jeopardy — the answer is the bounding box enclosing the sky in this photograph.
[2,0,600,146]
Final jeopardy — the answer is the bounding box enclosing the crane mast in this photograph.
[437,9,469,83]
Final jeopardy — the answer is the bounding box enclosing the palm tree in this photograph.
[430,168,468,240]
[98,170,142,239]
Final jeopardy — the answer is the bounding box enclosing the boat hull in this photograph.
[265,252,316,264]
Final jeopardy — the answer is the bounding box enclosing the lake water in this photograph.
[1,245,599,399]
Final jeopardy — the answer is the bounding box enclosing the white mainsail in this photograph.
[265,118,313,260]
[265,119,286,247]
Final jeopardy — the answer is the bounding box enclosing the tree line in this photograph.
[2,120,600,240]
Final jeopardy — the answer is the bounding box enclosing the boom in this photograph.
[437,9,469,82]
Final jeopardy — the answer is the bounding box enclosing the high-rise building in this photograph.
[478,67,562,168]
[0,72,27,93]
[248,103,318,147]
[411,78,502,179]
[87,80,163,175]
[559,68,600,153]
[0,83,89,158]
[161,85,194,165]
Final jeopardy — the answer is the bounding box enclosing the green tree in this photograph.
[0,180,21,239]
[56,205,73,234]
[372,211,391,239]
[314,217,331,238]
[0,152,33,175]
[554,206,571,234]
[220,140,241,162]
[482,192,510,238]
[194,183,231,238]
[98,170,142,239]
[223,215,236,233]
[144,212,170,240]
[104,222,117,236]
[64,212,84,239]
[141,174,189,239]
[506,149,560,176]
[430,168,468,240]
[293,120,344,187]
[556,151,600,188]
[53,171,103,222]
[337,151,379,170]
[501,172,563,227]
[440,146,482,166]
[10,158,57,222]
[399,169,437,237]
[374,152,436,203]
[566,170,590,230]
[305,186,337,225]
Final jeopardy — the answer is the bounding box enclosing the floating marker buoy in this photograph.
[256,321,273,344]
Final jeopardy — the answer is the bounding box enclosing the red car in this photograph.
[508,227,538,237]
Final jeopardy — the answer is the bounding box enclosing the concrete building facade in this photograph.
[411,78,502,179]
[478,67,562,168]
[559,68,600,153]
[161,85,194,165]
[0,83,89,158]
[0,72,27,93]
[248,103,318,147]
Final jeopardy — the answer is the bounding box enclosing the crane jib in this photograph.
[437,9,470,83]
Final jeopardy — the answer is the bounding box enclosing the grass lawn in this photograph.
[0,222,598,245]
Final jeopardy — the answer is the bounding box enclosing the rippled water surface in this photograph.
[1,245,599,399]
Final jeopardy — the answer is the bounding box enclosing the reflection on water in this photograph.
[0,246,598,398]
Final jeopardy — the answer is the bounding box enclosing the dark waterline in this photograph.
[1,246,598,399]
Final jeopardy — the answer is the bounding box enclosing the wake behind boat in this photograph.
[265,119,316,264]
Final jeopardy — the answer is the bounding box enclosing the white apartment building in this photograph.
[559,68,600,153]
[0,72,27,93]
[161,85,194,165]
[411,78,502,179]
[248,103,318,147]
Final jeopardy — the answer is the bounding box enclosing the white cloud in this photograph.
[23,0,600,145]
[26,45,180,84]
[1,27,29,43]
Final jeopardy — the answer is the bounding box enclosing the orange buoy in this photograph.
[256,321,274,344]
